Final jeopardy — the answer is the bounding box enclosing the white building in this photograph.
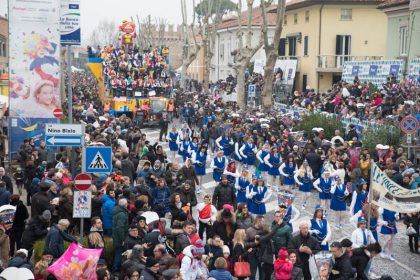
[210,7,277,82]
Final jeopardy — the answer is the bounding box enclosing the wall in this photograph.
[0,16,8,75]
[386,14,408,59]
[186,47,205,81]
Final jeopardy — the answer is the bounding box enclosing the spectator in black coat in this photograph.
[123,224,142,251]
[21,210,51,259]
[121,152,136,183]
[177,181,198,208]
[305,147,322,179]
[0,167,13,194]
[212,209,236,249]
[350,243,382,280]
[404,212,419,254]
[288,222,321,280]
[0,181,11,207]
[9,194,29,256]
[31,182,54,218]
[329,241,353,280]
[174,221,194,255]
[212,176,236,210]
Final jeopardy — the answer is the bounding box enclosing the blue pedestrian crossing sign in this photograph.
[84,147,112,173]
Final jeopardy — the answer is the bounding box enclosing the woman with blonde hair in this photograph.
[232,229,247,280]
[34,260,49,280]
[294,159,314,209]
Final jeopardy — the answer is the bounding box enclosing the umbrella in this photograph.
[0,267,33,280]
[141,211,160,224]
[48,243,102,280]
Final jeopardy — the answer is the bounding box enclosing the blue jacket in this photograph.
[101,194,115,230]
[208,269,233,280]
[0,187,11,207]
[152,186,171,214]
[43,224,77,258]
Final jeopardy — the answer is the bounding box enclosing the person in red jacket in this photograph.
[274,247,293,280]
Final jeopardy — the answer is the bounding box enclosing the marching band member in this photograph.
[350,201,379,241]
[351,214,376,248]
[210,149,227,184]
[309,205,331,251]
[192,146,208,194]
[256,142,271,179]
[278,200,300,232]
[216,131,234,158]
[179,135,193,161]
[239,137,258,173]
[267,145,282,191]
[330,176,349,230]
[313,170,332,216]
[349,179,368,215]
[178,122,192,141]
[380,209,399,261]
[233,136,244,168]
[280,154,297,191]
[294,160,314,209]
[166,125,179,161]
[246,175,271,217]
[224,159,239,186]
[235,165,251,205]
[190,137,199,155]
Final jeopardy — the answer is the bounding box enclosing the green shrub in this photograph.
[362,126,402,154]
[297,113,344,139]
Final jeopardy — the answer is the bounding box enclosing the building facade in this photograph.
[278,0,387,92]
[378,0,420,68]
[0,15,8,99]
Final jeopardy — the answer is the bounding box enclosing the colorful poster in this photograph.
[73,191,92,218]
[9,117,59,160]
[60,0,81,45]
[48,243,102,280]
[314,252,333,280]
[277,192,294,208]
[9,0,61,118]
[351,65,359,76]
[0,205,16,231]
[371,163,420,213]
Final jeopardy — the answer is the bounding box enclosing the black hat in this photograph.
[129,223,138,230]
[97,259,107,266]
[138,216,146,222]
[330,241,343,248]
[162,269,179,280]
[145,257,159,268]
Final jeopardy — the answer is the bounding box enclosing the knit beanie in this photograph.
[277,247,288,260]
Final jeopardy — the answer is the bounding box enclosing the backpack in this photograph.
[176,252,192,265]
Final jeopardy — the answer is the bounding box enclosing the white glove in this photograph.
[312,229,321,235]
[235,185,240,190]
[315,187,322,192]
[321,240,327,246]
[395,214,400,221]
[243,155,247,159]
[297,182,303,186]
[238,156,242,161]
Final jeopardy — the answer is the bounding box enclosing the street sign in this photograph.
[74,173,92,191]
[53,108,63,118]
[407,134,412,144]
[248,84,256,97]
[73,191,92,218]
[60,0,81,45]
[84,146,112,173]
[400,116,419,134]
[45,123,83,147]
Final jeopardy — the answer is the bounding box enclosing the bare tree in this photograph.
[260,0,286,112]
[230,0,263,109]
[156,18,168,46]
[88,20,119,47]
[180,0,201,89]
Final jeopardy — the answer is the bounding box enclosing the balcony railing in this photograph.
[316,55,384,72]
[278,56,300,72]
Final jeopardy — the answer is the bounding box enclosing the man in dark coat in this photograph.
[10,194,29,255]
[21,210,51,259]
[351,243,382,280]
[212,175,236,210]
[329,241,353,280]
[31,182,54,218]
[177,180,198,207]
[0,167,13,194]
[174,221,193,255]
[305,147,322,179]
[288,222,321,280]
[43,219,77,259]
[123,224,142,251]
[121,152,136,183]
[112,198,129,273]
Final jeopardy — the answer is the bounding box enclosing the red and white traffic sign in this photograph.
[53,108,63,119]
[74,173,92,191]
[400,116,418,134]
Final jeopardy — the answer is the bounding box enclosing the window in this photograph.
[400,26,408,56]
[302,74,308,91]
[305,11,310,22]
[284,15,288,25]
[341,9,352,20]
[304,36,308,56]
[288,37,297,56]
[220,43,224,61]
[278,38,286,56]
[294,13,298,24]
[336,35,351,56]
[0,37,5,57]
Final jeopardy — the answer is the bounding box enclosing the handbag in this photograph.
[234,256,251,277]
[406,226,417,236]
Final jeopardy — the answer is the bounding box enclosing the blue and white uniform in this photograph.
[380,209,398,235]
[310,218,331,251]
[193,152,207,176]
[295,169,314,193]
[280,163,297,186]
[167,132,179,151]
[216,136,234,158]
[239,142,257,166]
[330,183,349,211]
[246,184,271,215]
[350,190,368,215]
[210,156,226,182]
[268,152,281,176]
[179,140,192,161]
[313,177,332,200]
[233,141,243,162]
[256,149,270,172]
[236,176,250,204]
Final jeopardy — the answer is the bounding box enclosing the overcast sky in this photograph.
[0,0,264,45]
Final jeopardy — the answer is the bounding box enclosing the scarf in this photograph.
[199,204,212,219]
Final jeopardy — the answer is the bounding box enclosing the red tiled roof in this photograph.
[218,6,278,29]
[378,0,409,8]
[284,0,383,10]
